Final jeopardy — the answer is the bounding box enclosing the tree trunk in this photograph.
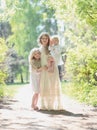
[20,73,24,83]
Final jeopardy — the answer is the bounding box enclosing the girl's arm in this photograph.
[30,60,41,73]
[37,67,42,72]
[30,61,37,70]
[37,65,48,72]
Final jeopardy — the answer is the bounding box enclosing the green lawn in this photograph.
[62,81,97,107]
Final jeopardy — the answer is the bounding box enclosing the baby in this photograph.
[49,35,64,81]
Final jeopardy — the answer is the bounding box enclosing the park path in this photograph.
[0,84,97,130]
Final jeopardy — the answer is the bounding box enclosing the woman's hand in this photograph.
[37,67,42,72]
[43,65,48,70]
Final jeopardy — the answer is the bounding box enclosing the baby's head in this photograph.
[29,48,41,62]
[50,35,60,45]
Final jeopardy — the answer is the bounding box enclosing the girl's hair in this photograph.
[28,48,40,63]
[37,32,50,46]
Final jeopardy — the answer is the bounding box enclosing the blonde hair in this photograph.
[51,35,60,43]
[28,48,40,63]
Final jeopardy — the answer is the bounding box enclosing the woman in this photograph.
[38,32,63,110]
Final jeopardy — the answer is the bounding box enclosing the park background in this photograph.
[0,0,97,106]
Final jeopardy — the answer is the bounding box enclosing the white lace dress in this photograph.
[39,47,63,110]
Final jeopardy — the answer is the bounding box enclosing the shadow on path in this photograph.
[0,98,85,117]
[0,99,18,110]
[38,109,86,117]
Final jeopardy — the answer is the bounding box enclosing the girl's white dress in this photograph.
[39,47,63,110]
[29,61,41,93]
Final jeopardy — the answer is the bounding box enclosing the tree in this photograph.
[75,0,97,33]
[45,0,97,105]
[0,0,59,83]
[0,22,12,39]
[0,38,8,84]
[5,47,27,83]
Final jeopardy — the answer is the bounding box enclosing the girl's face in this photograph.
[33,50,41,60]
[40,35,49,47]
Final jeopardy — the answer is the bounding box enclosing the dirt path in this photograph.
[0,85,97,130]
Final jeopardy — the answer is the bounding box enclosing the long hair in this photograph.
[37,32,50,47]
[28,48,40,64]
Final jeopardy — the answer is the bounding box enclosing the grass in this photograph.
[0,83,27,98]
[62,81,97,107]
[1,81,97,106]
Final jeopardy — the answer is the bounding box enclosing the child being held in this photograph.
[49,35,64,81]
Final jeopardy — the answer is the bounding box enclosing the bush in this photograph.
[0,38,8,97]
[65,43,97,106]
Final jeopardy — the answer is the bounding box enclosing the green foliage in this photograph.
[45,0,66,20]
[5,47,27,83]
[0,22,12,39]
[0,38,7,61]
[75,0,97,33]
[62,82,97,106]
[0,38,8,96]
[66,43,97,85]
[46,0,97,106]
[0,0,58,84]
[0,71,7,84]
[0,85,4,97]
[0,83,24,98]
[0,38,8,84]
[6,0,58,57]
[64,42,97,106]
[4,0,41,57]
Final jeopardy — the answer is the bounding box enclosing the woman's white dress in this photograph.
[39,47,63,110]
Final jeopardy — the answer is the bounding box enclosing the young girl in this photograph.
[38,32,63,110]
[28,48,43,110]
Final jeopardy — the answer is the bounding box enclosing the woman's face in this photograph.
[33,51,41,60]
[40,35,49,47]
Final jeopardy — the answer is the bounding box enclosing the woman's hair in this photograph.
[28,48,40,63]
[37,32,50,46]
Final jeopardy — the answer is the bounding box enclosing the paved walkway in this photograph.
[0,85,97,130]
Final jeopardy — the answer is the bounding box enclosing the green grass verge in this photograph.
[0,83,27,98]
[62,81,97,107]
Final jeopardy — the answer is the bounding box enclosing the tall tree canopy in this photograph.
[0,0,58,82]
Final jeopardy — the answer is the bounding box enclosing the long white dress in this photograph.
[39,47,63,110]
